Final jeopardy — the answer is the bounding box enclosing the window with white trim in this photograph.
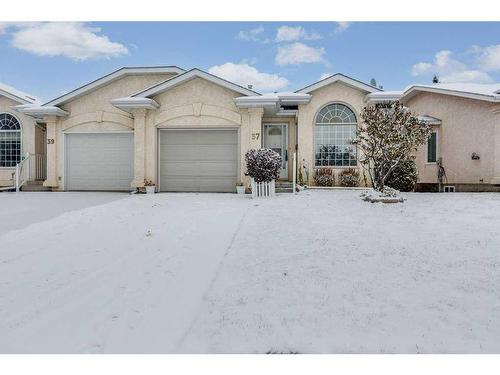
[315,103,357,167]
[0,113,22,167]
[427,131,437,163]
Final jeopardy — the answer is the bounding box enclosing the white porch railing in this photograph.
[292,152,297,195]
[251,179,275,198]
[14,153,46,192]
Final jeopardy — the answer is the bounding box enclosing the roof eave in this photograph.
[296,73,382,94]
[111,97,160,112]
[402,86,500,103]
[44,66,185,107]
[134,68,261,98]
[16,105,69,117]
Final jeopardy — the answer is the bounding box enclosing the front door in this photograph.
[263,124,288,179]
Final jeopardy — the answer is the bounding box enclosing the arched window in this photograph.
[0,113,22,167]
[315,103,357,167]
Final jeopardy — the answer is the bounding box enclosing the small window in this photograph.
[0,113,22,168]
[427,132,437,163]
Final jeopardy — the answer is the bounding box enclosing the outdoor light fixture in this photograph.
[471,152,480,160]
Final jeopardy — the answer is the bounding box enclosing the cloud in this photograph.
[208,62,289,92]
[275,42,326,66]
[334,22,350,34]
[275,26,321,42]
[471,44,500,72]
[1,22,128,61]
[411,50,492,83]
[237,26,270,43]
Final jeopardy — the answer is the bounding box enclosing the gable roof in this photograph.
[44,66,185,107]
[401,83,500,103]
[133,68,260,98]
[0,82,39,104]
[296,73,382,94]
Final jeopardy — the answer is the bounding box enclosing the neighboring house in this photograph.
[10,66,500,193]
[368,83,500,192]
[0,83,44,188]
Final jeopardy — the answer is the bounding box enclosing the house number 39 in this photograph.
[47,139,55,144]
[251,133,260,140]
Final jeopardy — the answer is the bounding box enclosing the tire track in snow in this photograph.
[173,201,252,351]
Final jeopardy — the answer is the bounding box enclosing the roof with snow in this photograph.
[401,83,500,103]
[0,82,40,104]
[133,68,260,98]
[296,73,382,94]
[44,66,185,107]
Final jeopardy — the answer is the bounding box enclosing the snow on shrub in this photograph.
[245,148,282,183]
[340,168,359,187]
[385,158,418,192]
[313,168,334,187]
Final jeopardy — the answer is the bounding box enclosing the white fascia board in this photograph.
[44,66,185,107]
[296,73,382,94]
[135,68,260,98]
[365,92,403,103]
[16,105,69,117]
[0,89,34,105]
[402,85,500,103]
[278,93,311,104]
[234,96,278,108]
[417,115,442,125]
[274,109,298,117]
[111,97,160,112]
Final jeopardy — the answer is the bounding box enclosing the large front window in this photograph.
[315,103,357,167]
[0,113,22,167]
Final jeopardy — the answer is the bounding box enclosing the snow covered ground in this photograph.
[0,190,499,353]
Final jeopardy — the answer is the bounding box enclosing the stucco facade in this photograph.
[48,73,177,190]
[405,92,500,191]
[8,67,500,193]
[297,81,370,186]
[0,96,42,187]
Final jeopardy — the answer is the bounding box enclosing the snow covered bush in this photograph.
[245,148,282,183]
[385,158,418,192]
[340,168,359,187]
[355,101,431,192]
[313,168,334,187]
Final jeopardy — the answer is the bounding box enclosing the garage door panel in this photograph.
[66,133,133,191]
[162,161,237,177]
[161,130,237,145]
[161,145,237,161]
[159,130,238,192]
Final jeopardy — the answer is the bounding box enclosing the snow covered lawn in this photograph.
[1,190,499,353]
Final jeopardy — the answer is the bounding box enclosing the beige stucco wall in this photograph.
[406,92,500,185]
[297,81,370,186]
[49,73,176,190]
[145,77,244,185]
[0,96,39,186]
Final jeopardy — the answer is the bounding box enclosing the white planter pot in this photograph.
[236,185,245,194]
[145,186,156,194]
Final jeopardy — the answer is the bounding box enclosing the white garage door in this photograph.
[159,129,238,192]
[66,133,134,191]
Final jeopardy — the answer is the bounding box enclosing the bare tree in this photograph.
[355,101,431,192]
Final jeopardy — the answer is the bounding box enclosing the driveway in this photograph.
[1,191,499,353]
[0,192,126,235]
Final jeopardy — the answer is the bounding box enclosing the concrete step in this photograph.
[21,184,51,192]
[276,182,293,187]
[276,188,294,193]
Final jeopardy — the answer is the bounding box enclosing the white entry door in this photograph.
[263,124,288,179]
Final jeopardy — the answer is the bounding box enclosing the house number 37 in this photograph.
[251,133,260,140]
[47,139,55,144]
